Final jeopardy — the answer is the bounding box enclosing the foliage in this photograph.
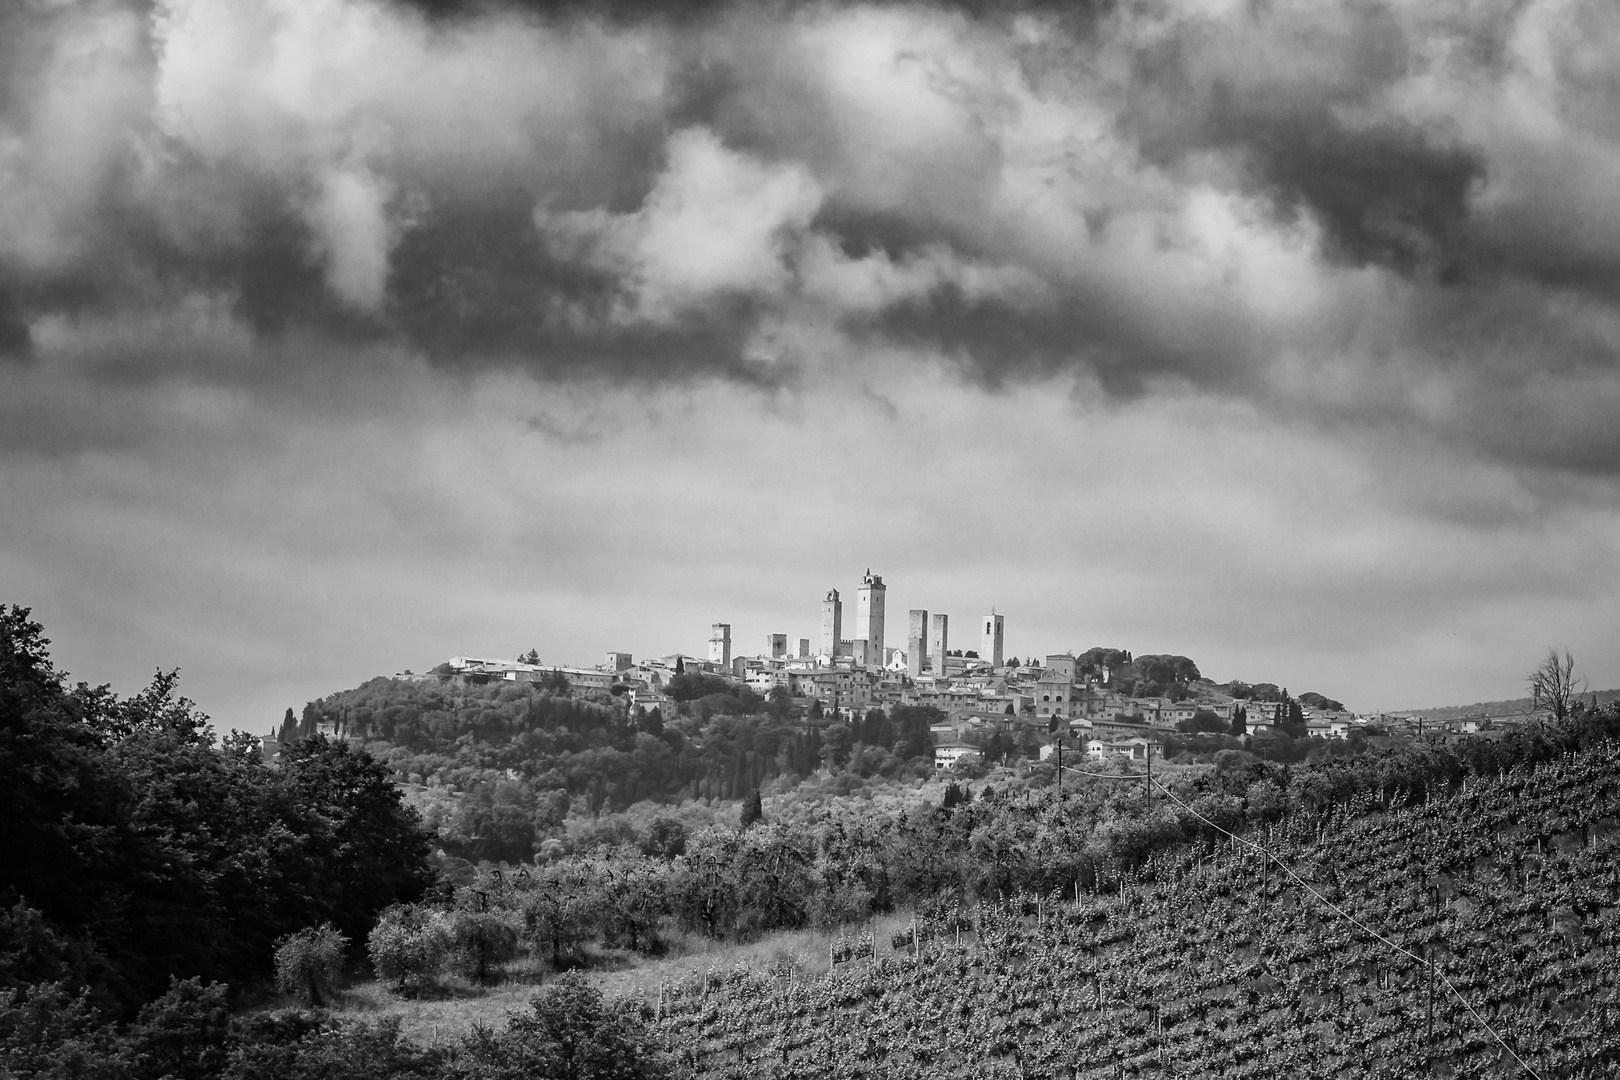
[124,978,232,1080]
[454,975,667,1080]
[1175,709,1228,734]
[366,906,450,992]
[445,905,521,985]
[739,789,763,830]
[663,673,735,703]
[0,605,432,1012]
[223,1014,445,1080]
[273,926,347,1007]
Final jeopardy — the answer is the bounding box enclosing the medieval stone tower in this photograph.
[907,609,928,677]
[708,623,731,667]
[821,589,842,657]
[856,570,885,669]
[981,610,1004,667]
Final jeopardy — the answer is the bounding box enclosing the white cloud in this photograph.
[537,128,821,320]
[306,165,393,311]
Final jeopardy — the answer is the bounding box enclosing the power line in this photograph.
[1150,777,1544,1080]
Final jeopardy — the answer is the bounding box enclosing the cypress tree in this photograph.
[740,789,763,830]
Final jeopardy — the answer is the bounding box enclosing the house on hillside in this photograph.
[934,743,982,769]
[1085,737,1150,762]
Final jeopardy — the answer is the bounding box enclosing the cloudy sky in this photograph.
[5,0,1620,727]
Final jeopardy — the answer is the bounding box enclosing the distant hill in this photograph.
[1404,687,1620,722]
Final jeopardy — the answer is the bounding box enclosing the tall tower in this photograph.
[907,609,928,678]
[929,613,949,674]
[767,633,787,659]
[820,589,842,657]
[708,623,731,667]
[981,610,1005,667]
[856,570,885,670]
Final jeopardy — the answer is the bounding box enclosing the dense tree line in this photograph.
[301,677,949,862]
[0,605,459,1077]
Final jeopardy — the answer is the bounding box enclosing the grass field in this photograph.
[318,910,921,1046]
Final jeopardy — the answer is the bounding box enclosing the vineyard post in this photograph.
[1427,882,1439,1066]
[1426,941,1435,1065]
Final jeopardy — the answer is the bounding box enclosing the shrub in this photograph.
[452,974,667,1080]
[223,1013,445,1080]
[274,925,348,1007]
[126,977,231,1080]
[365,906,449,992]
[0,981,124,1080]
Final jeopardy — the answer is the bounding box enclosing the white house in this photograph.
[934,743,982,769]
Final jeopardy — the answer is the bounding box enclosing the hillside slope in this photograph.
[646,745,1620,1078]
[1405,688,1620,723]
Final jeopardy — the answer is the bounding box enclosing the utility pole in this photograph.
[1145,740,1152,804]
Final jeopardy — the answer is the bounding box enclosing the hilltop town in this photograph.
[356,567,1517,773]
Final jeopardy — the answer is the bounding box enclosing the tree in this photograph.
[765,685,795,719]
[456,974,667,1080]
[519,649,541,665]
[665,672,732,702]
[518,864,603,968]
[366,905,450,991]
[1176,710,1228,735]
[1277,698,1307,739]
[274,925,348,1006]
[278,707,297,747]
[1528,647,1584,725]
[640,817,687,859]
[278,736,435,945]
[819,723,853,770]
[447,904,521,985]
[124,977,232,1080]
[1230,704,1248,737]
[740,789,764,830]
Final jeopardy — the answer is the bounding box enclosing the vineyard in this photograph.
[640,745,1620,1078]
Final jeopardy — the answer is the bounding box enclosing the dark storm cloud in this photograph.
[1201,99,1483,279]
[1121,1,1482,278]
[4,0,1620,476]
[0,286,31,360]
